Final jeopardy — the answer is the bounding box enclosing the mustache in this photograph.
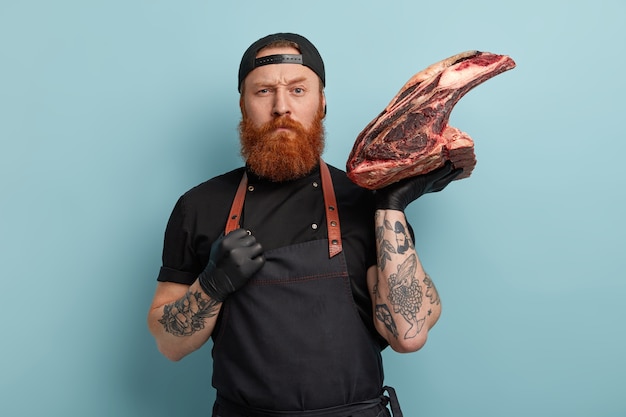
[263,116,304,132]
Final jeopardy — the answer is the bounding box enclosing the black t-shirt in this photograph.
[157,163,385,345]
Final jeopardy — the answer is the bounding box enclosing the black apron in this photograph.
[211,161,403,417]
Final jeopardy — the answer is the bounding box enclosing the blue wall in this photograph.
[1,1,624,416]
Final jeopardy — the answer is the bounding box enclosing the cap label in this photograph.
[254,54,303,68]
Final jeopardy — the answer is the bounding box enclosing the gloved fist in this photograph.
[198,228,265,302]
[374,161,463,211]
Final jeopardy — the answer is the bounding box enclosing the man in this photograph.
[147,33,461,417]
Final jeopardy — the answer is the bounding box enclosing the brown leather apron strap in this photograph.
[319,160,342,258]
[225,171,248,234]
[224,161,343,258]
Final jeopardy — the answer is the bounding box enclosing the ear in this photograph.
[321,92,327,116]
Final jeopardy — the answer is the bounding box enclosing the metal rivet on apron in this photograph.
[312,181,319,188]
[311,223,318,230]
[331,239,339,245]
[330,221,337,227]
[328,205,335,211]
[247,185,255,192]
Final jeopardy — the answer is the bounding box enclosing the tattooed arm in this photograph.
[367,209,441,352]
[366,163,461,352]
[148,229,264,361]
[367,162,462,352]
[147,280,222,361]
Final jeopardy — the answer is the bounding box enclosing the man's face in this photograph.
[241,46,325,130]
[239,46,326,182]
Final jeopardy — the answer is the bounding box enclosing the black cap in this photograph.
[238,33,325,93]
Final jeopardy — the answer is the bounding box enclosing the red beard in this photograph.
[239,106,325,182]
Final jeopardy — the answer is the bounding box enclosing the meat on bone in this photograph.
[346,50,516,190]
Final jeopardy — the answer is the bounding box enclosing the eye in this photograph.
[293,87,305,95]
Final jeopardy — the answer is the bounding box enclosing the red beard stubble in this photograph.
[239,102,326,182]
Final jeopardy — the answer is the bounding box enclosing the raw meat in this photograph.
[346,50,516,190]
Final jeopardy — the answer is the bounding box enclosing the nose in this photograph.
[272,89,290,117]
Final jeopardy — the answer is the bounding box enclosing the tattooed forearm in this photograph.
[375,304,399,338]
[159,290,220,337]
[375,211,432,340]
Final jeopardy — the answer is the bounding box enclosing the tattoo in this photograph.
[375,220,396,271]
[388,254,425,339]
[393,221,413,254]
[423,274,440,305]
[375,213,427,339]
[375,304,399,338]
[159,290,220,337]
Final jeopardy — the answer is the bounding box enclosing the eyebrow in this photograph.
[254,76,309,88]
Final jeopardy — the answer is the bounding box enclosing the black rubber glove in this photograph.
[198,228,265,302]
[374,161,463,211]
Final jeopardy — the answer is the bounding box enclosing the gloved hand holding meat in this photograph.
[374,161,463,211]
